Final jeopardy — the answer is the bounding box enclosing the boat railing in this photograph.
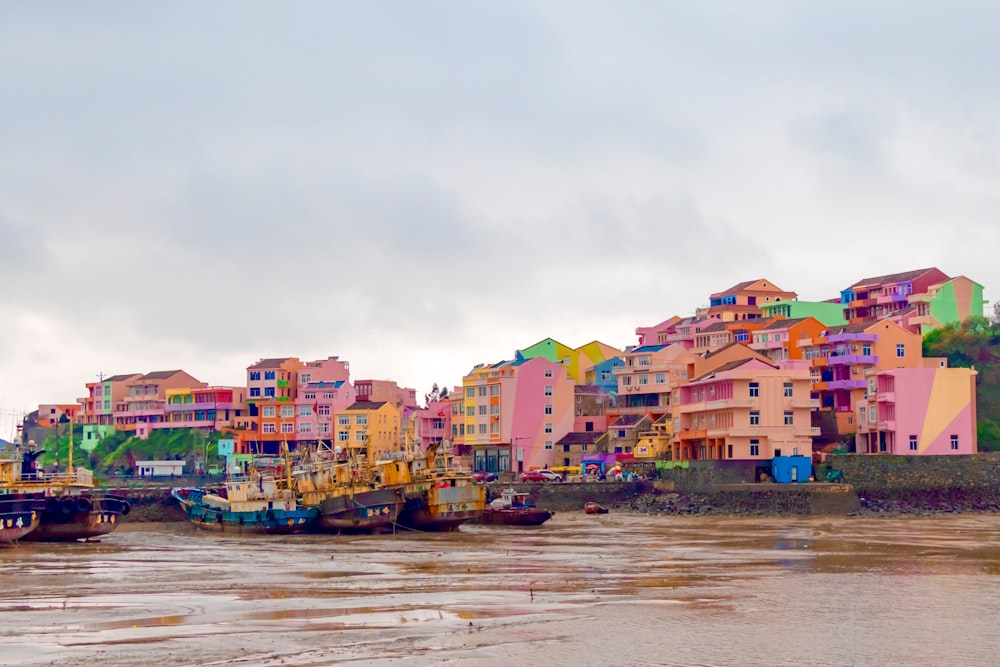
[22,468,95,486]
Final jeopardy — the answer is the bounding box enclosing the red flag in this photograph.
[312,401,319,414]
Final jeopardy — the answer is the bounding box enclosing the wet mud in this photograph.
[3,514,1000,666]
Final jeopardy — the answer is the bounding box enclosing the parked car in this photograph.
[473,471,498,483]
[520,469,562,483]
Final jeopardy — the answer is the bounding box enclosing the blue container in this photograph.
[771,456,812,484]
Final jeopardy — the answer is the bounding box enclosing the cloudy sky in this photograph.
[3,1,999,436]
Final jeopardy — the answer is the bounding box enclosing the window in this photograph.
[749,411,760,426]
[544,386,553,396]
[250,388,261,398]
[466,406,473,417]
[478,405,487,416]
[638,374,649,386]
[784,411,793,425]
[863,344,872,356]
[478,386,487,397]
[600,371,610,381]
[491,404,500,416]
[466,387,474,398]
[338,415,350,426]
[544,369,553,378]
[355,430,365,441]
[749,382,759,398]
[490,385,500,396]
[727,444,733,459]
[356,415,368,426]
[909,435,918,451]
[262,406,276,418]
[317,405,330,417]
[262,423,276,434]
[490,423,499,434]
[264,387,275,397]
[545,404,553,415]
[869,406,876,423]
[249,371,260,381]
[545,423,553,433]
[582,445,589,452]
[337,430,349,442]
[617,429,626,438]
[281,422,294,434]
[280,405,294,418]
[478,424,487,435]
[318,422,330,434]
[621,376,632,386]
[951,435,959,450]
[544,441,553,450]
[750,439,759,457]
[298,406,312,417]
[896,344,905,358]
[655,373,666,384]
[783,382,793,398]
[264,371,276,380]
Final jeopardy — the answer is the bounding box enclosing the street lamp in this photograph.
[512,435,530,474]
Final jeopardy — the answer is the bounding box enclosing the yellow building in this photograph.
[334,401,401,464]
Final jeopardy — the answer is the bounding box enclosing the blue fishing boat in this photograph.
[172,474,317,535]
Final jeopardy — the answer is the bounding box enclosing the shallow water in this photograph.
[2,514,1000,666]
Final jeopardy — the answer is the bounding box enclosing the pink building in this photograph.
[114,370,205,438]
[295,380,356,445]
[855,366,978,455]
[413,399,451,452]
[158,386,247,432]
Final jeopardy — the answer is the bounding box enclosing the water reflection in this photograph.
[1,515,999,666]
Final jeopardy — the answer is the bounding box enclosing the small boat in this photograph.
[584,502,609,515]
[477,489,552,526]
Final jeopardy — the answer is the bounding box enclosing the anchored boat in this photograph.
[478,488,553,526]
[1,442,130,542]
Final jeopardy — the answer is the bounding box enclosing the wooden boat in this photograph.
[584,502,609,515]
[1,441,130,542]
[293,449,405,534]
[477,489,553,526]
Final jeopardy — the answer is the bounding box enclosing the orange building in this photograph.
[707,279,797,322]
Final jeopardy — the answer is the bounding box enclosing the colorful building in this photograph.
[247,358,302,403]
[798,320,927,434]
[160,386,246,432]
[749,317,828,362]
[516,338,621,383]
[461,356,575,475]
[759,300,848,326]
[294,380,355,446]
[584,358,624,395]
[114,370,205,438]
[612,343,696,422]
[77,373,141,442]
[855,366,977,455]
[674,358,818,462]
[707,279,797,322]
[335,400,401,463]
[906,275,987,334]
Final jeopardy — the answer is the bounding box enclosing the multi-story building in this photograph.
[254,399,298,453]
[855,366,977,455]
[334,400,401,463]
[78,373,141,443]
[35,404,80,428]
[840,268,985,333]
[294,380,355,446]
[461,356,575,475]
[413,398,451,452]
[749,317,827,362]
[612,343,695,422]
[297,356,350,387]
[584,358,624,394]
[798,320,925,434]
[674,358,818,462]
[160,386,246,432]
[636,315,720,349]
[707,279,797,322]
[115,370,204,438]
[247,358,302,403]
[354,379,413,408]
[607,414,652,456]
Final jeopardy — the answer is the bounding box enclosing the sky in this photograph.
[3,1,1000,438]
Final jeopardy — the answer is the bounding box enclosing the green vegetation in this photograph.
[40,427,224,477]
[924,315,1000,451]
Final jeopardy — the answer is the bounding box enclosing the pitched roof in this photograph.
[305,380,345,389]
[761,317,810,331]
[139,370,184,381]
[104,373,141,383]
[849,268,940,289]
[702,341,750,359]
[345,401,387,411]
[574,385,606,395]
[632,344,667,353]
[610,414,646,427]
[248,357,294,370]
[711,279,759,297]
[556,432,603,446]
[698,321,729,333]
[691,357,777,383]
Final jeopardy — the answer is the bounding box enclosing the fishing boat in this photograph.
[477,488,553,526]
[380,439,485,532]
[293,446,405,534]
[172,471,317,535]
[0,496,42,543]
[0,439,130,542]
[584,502,609,515]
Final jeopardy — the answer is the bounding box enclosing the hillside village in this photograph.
[28,267,989,477]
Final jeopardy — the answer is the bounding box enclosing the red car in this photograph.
[520,469,562,483]
[473,471,498,483]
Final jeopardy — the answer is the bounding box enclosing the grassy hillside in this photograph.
[40,427,223,476]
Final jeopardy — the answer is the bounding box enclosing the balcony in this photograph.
[611,404,662,415]
[876,420,896,431]
[706,398,755,410]
[790,399,820,409]
[826,332,877,344]
[793,427,822,437]
[824,380,867,391]
[677,429,707,441]
[876,392,895,403]
[826,354,879,366]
